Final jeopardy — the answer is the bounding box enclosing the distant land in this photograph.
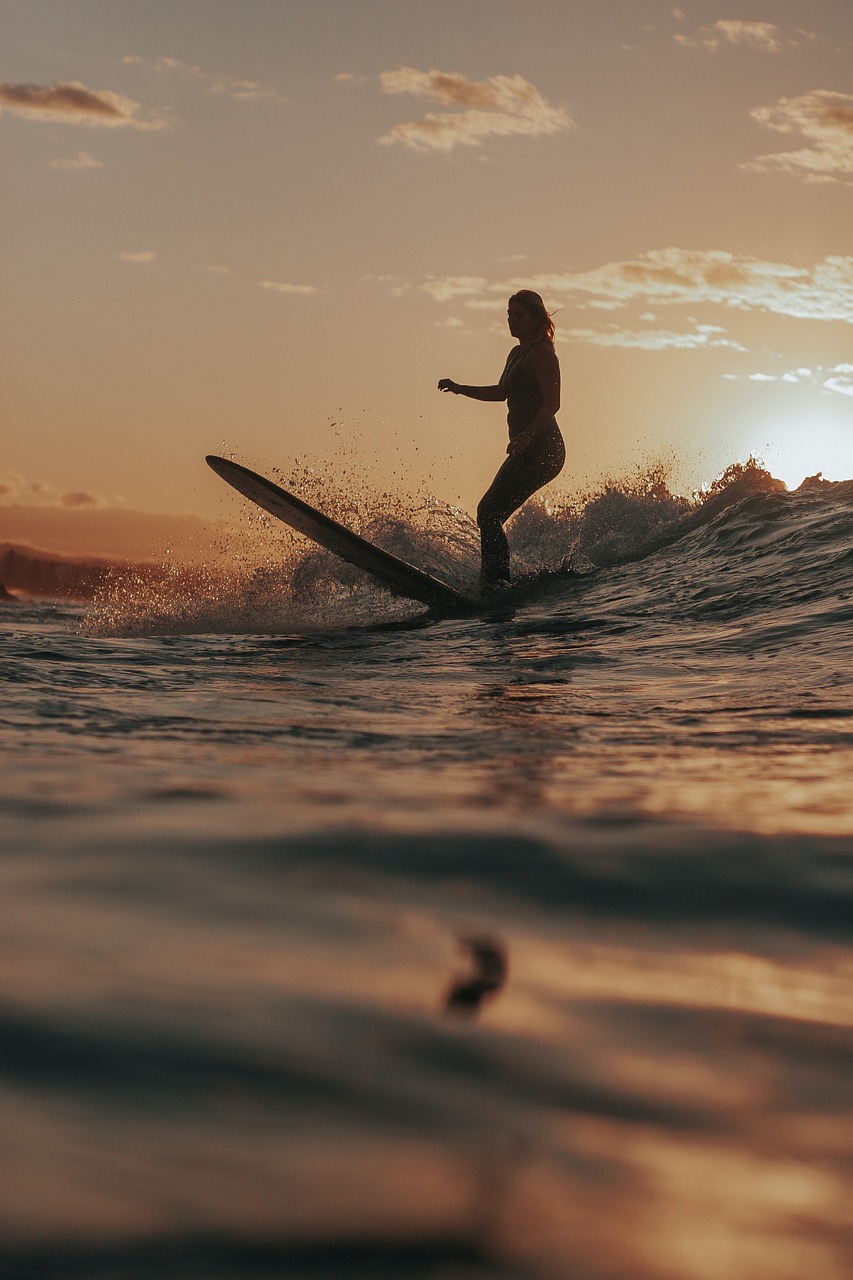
[0,504,217,562]
[0,542,155,601]
[0,498,235,600]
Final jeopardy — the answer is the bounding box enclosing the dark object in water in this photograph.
[443,935,508,1016]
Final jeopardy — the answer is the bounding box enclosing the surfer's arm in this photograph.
[438,378,506,401]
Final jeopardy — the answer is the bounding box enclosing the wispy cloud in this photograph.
[0,473,25,501]
[48,149,105,170]
[258,280,321,295]
[724,363,853,398]
[511,250,853,324]
[118,250,156,264]
[824,365,853,396]
[375,67,573,153]
[60,490,107,508]
[421,275,490,302]
[123,54,287,105]
[674,20,813,54]
[742,91,853,184]
[409,251,853,351]
[0,81,171,130]
[564,323,746,351]
[0,472,108,508]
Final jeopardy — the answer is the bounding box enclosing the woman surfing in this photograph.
[438,290,565,589]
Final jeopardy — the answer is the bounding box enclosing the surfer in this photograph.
[438,290,565,589]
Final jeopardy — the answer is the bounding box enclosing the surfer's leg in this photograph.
[476,492,511,585]
[477,428,566,585]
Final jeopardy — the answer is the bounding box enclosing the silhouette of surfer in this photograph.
[439,290,565,589]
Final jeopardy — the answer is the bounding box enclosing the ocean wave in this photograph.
[3,460,851,639]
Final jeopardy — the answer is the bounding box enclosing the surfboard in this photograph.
[206,455,479,613]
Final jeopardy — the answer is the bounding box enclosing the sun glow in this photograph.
[756,411,853,490]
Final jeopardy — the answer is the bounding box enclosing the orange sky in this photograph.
[2,0,852,558]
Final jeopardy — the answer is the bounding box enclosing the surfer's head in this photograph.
[507,290,555,345]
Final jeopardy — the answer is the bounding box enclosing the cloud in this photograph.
[724,363,853,397]
[60,490,106,508]
[258,280,321,295]
[421,275,490,302]
[376,67,573,152]
[48,149,105,170]
[0,473,24,501]
[0,473,108,509]
[674,20,813,54]
[0,81,171,129]
[563,323,746,351]
[410,251,853,350]
[742,91,853,184]
[824,364,853,396]
[123,54,287,105]
[417,251,853,323]
[514,250,853,324]
[119,250,156,264]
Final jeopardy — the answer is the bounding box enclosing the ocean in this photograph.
[1,464,852,1280]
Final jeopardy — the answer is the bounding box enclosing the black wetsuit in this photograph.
[476,342,565,585]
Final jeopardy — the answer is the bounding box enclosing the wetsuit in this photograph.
[476,342,565,585]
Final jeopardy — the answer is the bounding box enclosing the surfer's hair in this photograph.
[510,290,555,345]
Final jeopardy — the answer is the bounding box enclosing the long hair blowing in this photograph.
[510,289,555,345]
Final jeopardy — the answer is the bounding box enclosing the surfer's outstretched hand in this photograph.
[437,378,458,393]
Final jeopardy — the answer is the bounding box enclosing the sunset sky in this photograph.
[2,0,852,557]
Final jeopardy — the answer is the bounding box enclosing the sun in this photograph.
[753,408,853,490]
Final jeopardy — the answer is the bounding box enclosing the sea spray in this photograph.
[23,456,848,636]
